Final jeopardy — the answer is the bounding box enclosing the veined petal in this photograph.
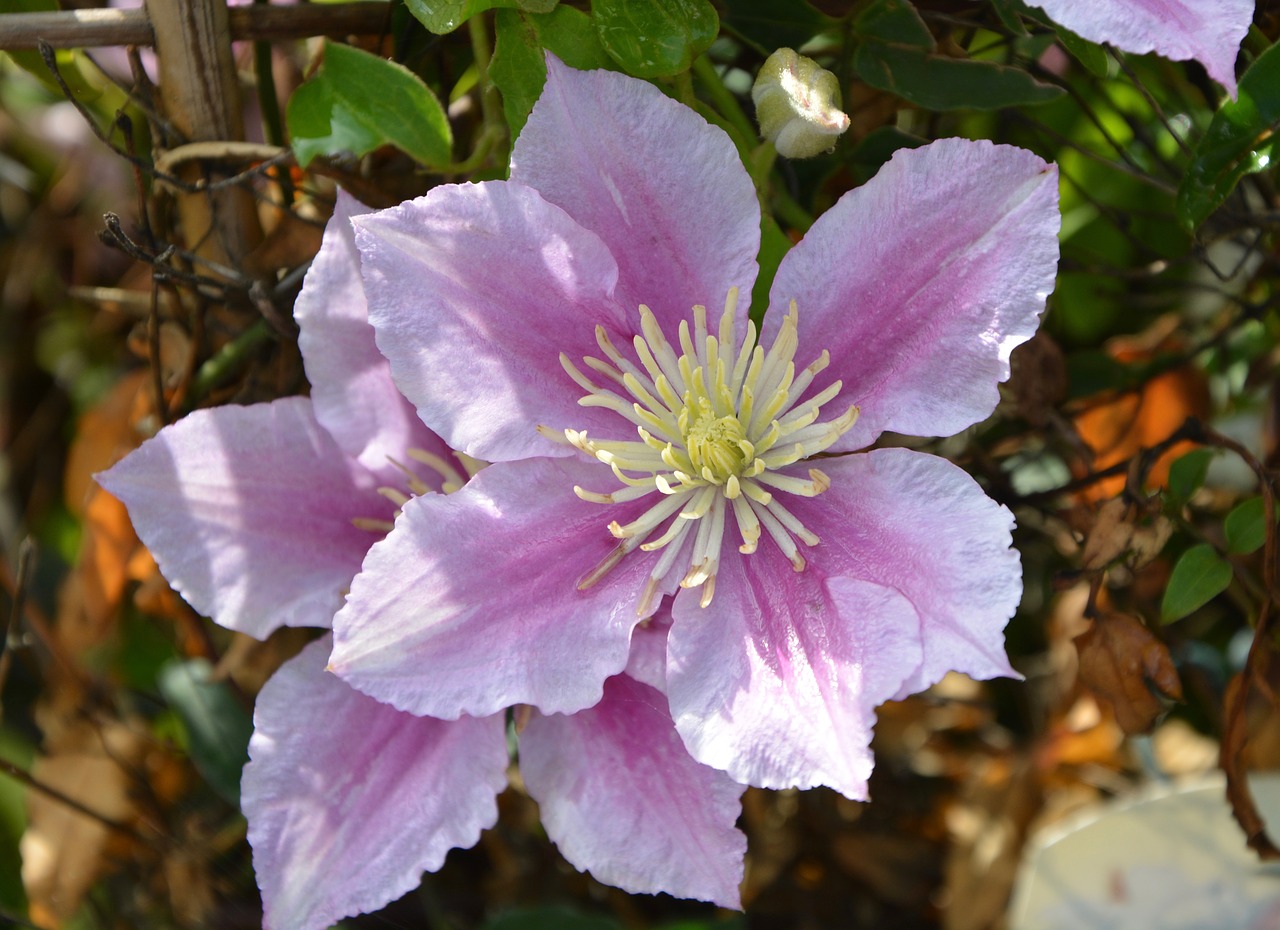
[296,190,456,488]
[244,637,508,930]
[330,456,654,718]
[795,447,1022,695]
[668,555,922,800]
[1029,0,1252,98]
[768,138,1059,450]
[355,182,632,464]
[511,55,760,339]
[96,397,392,639]
[521,674,746,908]
[624,616,671,694]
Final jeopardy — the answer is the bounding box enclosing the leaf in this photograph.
[1161,543,1233,623]
[852,40,1063,110]
[403,0,557,35]
[1166,448,1214,500]
[1075,612,1182,734]
[1054,25,1109,78]
[989,0,1029,36]
[721,0,829,55]
[287,41,452,168]
[854,0,933,50]
[0,728,32,918]
[492,6,612,140]
[750,213,791,328]
[158,659,254,804]
[592,0,718,78]
[1177,41,1280,230]
[1225,496,1276,555]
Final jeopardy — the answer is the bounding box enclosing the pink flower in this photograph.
[99,196,748,927]
[331,58,1061,801]
[1027,0,1254,98]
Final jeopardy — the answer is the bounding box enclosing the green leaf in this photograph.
[492,6,612,140]
[1166,448,1214,500]
[721,0,830,55]
[1055,26,1109,78]
[854,0,934,50]
[1225,496,1277,555]
[1177,41,1280,230]
[287,41,452,168]
[0,728,33,918]
[989,0,1029,36]
[852,40,1063,110]
[404,0,557,35]
[158,658,254,804]
[751,213,791,328]
[592,0,718,78]
[1161,543,1233,623]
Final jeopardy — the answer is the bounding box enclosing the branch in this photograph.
[0,2,392,51]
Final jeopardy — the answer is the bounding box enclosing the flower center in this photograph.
[551,288,859,617]
[352,448,481,533]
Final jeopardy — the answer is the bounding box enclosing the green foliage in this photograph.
[1225,496,1276,555]
[157,659,254,805]
[492,6,612,140]
[404,0,558,35]
[483,905,622,930]
[0,728,32,919]
[1161,543,1233,624]
[287,41,453,168]
[1167,449,1215,501]
[720,0,829,55]
[851,0,1062,111]
[1177,41,1280,230]
[592,0,718,78]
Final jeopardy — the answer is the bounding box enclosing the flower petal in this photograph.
[244,637,507,930]
[330,455,655,718]
[521,674,746,908]
[1029,0,1251,98]
[768,138,1059,450]
[668,554,922,799]
[96,398,391,638]
[796,447,1022,695]
[511,55,760,335]
[296,190,457,488]
[355,181,630,463]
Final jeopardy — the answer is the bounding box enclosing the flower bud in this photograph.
[752,48,850,159]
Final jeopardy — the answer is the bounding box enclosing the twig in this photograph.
[0,538,35,718]
[0,757,151,846]
[0,2,393,51]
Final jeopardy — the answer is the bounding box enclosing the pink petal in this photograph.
[244,637,508,930]
[521,674,746,908]
[511,55,760,338]
[768,138,1059,451]
[795,447,1022,695]
[330,455,655,718]
[96,398,391,638]
[1030,0,1252,98]
[355,182,634,465]
[667,555,923,799]
[296,190,457,489]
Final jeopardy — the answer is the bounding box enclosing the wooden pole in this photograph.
[144,0,262,270]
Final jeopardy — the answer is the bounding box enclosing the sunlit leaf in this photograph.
[1177,42,1280,230]
[592,0,718,78]
[287,41,452,168]
[1161,543,1233,624]
[403,0,557,35]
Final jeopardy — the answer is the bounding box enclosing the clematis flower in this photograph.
[331,57,1062,802]
[98,196,748,927]
[1026,0,1254,99]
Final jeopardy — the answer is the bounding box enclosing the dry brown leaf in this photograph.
[1009,333,1068,428]
[1081,498,1135,570]
[20,722,146,927]
[1074,612,1183,734]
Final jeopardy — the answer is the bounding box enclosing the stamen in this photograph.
[565,288,857,609]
